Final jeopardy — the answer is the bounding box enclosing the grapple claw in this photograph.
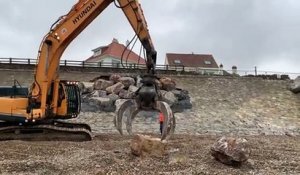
[126,109,139,135]
[156,101,176,140]
[115,99,135,135]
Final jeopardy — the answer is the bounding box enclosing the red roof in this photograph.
[166,53,219,68]
[85,39,146,64]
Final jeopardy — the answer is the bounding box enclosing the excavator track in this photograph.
[53,120,92,132]
[0,121,92,142]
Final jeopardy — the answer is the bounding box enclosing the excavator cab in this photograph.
[61,81,81,117]
[45,81,81,119]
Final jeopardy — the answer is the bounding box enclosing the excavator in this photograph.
[0,0,175,141]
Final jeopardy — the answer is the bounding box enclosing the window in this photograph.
[93,49,102,56]
[204,61,211,65]
[174,59,181,64]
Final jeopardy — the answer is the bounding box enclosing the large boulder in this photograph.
[109,74,121,83]
[171,99,192,113]
[160,90,178,106]
[108,94,120,103]
[91,90,107,98]
[106,82,125,94]
[87,97,101,107]
[290,76,300,94]
[78,82,94,94]
[128,85,139,93]
[130,134,167,157]
[159,77,176,91]
[88,97,114,112]
[155,79,163,89]
[119,77,135,89]
[82,96,112,112]
[119,89,135,99]
[94,79,114,90]
[171,89,190,101]
[211,137,250,166]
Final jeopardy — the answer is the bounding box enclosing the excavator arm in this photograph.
[31,0,157,118]
[116,0,157,73]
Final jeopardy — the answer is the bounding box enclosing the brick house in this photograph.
[85,38,145,68]
[165,53,222,74]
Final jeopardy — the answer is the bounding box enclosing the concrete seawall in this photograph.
[0,69,126,86]
[0,68,182,86]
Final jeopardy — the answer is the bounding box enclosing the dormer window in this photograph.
[174,60,181,64]
[93,49,102,56]
[204,61,211,65]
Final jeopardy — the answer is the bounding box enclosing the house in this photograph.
[85,38,146,68]
[165,53,222,74]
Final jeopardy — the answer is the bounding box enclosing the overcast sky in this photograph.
[0,0,299,74]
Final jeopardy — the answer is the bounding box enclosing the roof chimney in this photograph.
[112,38,119,43]
[125,40,130,47]
[232,65,237,75]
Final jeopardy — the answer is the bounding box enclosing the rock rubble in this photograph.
[80,74,192,113]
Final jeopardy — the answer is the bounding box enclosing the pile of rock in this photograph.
[156,77,192,112]
[79,74,192,112]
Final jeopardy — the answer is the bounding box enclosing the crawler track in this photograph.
[0,120,92,141]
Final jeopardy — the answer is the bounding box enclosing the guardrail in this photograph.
[0,57,186,70]
[0,57,299,79]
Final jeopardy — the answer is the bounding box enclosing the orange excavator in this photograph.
[0,0,175,141]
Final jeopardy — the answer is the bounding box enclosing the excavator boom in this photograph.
[32,0,157,119]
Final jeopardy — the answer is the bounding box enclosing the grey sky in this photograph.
[0,0,299,73]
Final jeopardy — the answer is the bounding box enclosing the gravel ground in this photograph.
[0,77,299,174]
[0,134,299,175]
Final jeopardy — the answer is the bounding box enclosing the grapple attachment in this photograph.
[114,75,175,140]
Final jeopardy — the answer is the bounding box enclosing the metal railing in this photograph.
[0,57,186,70]
[0,57,299,79]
